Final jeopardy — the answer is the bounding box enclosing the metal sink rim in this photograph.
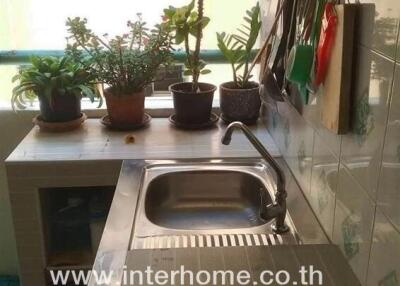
[131,159,297,246]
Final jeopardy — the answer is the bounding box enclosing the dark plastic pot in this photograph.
[170,82,217,124]
[39,94,81,123]
[104,87,145,125]
[220,81,261,124]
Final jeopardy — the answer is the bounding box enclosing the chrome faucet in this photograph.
[221,121,289,234]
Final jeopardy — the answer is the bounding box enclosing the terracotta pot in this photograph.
[219,81,261,124]
[170,82,217,124]
[104,88,145,125]
[39,94,81,123]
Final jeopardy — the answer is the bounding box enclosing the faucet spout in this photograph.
[221,121,289,234]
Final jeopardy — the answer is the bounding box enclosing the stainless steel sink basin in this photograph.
[145,170,271,230]
[130,159,298,249]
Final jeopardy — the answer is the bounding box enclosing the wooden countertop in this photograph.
[124,245,360,285]
[6,118,279,163]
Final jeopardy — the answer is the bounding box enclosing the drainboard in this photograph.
[131,233,298,249]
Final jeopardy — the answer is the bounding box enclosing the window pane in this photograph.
[0,65,18,107]
[0,64,259,105]
[0,0,260,107]
[1,0,257,50]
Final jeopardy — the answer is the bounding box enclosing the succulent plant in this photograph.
[12,56,98,110]
[66,14,174,95]
[217,3,261,88]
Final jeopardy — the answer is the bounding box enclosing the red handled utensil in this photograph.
[315,2,338,85]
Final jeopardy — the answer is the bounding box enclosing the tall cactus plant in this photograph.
[163,0,210,92]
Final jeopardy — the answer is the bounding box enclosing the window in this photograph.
[0,0,258,107]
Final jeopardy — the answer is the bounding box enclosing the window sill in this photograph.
[0,96,221,118]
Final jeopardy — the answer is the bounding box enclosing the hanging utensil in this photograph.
[260,66,284,102]
[285,0,325,104]
[258,0,291,102]
[315,2,338,85]
[250,0,288,73]
[285,0,315,85]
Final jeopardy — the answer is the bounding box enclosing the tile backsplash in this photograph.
[355,1,399,59]
[340,45,394,199]
[377,66,400,231]
[261,0,400,285]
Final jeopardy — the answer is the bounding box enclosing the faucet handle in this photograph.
[260,203,283,221]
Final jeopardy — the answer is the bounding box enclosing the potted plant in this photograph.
[12,55,97,124]
[66,15,173,127]
[217,3,262,124]
[164,0,217,125]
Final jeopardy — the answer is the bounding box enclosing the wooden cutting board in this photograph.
[321,4,356,134]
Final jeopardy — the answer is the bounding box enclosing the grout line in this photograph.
[308,130,316,195]
[395,21,400,63]
[331,136,343,242]
[364,200,378,285]
[282,155,332,242]
[338,160,377,207]
[307,131,336,241]
[364,42,398,285]
[339,156,382,205]
[358,42,397,63]
[374,57,397,203]
[314,128,341,161]
[378,206,400,236]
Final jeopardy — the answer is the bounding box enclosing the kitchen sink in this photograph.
[145,170,271,230]
[130,159,299,249]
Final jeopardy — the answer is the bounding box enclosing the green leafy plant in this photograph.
[66,14,174,95]
[12,56,98,110]
[216,3,261,88]
[163,0,210,92]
